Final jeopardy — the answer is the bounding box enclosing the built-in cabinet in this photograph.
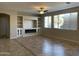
[17,16,23,37]
[17,16,39,38]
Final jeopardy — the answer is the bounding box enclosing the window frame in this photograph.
[53,12,78,30]
[44,16,52,28]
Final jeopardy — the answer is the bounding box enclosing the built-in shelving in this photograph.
[32,20,37,28]
[17,16,23,28]
[17,16,23,37]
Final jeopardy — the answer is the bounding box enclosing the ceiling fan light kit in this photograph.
[39,11,44,14]
[38,7,48,14]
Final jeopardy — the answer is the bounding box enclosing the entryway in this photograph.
[0,13,10,38]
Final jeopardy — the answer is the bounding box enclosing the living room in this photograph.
[0,2,79,56]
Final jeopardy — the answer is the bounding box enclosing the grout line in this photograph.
[15,39,37,56]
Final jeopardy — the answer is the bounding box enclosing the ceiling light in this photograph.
[38,8,48,14]
[39,11,44,14]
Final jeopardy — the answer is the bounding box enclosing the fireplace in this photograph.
[25,29,36,33]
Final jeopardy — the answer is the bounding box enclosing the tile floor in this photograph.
[0,35,79,56]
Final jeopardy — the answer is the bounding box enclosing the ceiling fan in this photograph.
[38,7,48,14]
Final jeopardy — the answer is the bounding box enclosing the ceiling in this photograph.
[0,2,79,15]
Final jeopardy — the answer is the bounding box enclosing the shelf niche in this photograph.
[17,16,23,28]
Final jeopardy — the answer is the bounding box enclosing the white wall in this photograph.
[10,15,17,39]
[23,16,38,20]
[23,20,33,29]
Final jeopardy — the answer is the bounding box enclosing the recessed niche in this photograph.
[32,20,37,28]
[17,16,23,28]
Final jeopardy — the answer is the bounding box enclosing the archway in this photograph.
[0,13,10,38]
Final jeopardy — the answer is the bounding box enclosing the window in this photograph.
[54,14,64,29]
[54,12,78,30]
[44,16,52,28]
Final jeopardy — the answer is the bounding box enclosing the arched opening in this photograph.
[0,13,10,38]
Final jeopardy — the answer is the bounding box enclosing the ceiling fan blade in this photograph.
[44,10,48,12]
[37,7,48,14]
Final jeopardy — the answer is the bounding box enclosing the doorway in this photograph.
[0,13,10,38]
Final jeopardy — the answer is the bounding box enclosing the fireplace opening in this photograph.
[25,29,36,33]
